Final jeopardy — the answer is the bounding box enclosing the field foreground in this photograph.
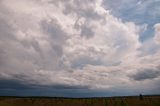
[0,95,160,106]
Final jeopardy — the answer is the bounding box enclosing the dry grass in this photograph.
[0,95,160,106]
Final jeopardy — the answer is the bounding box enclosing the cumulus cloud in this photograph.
[0,0,160,96]
[154,23,160,44]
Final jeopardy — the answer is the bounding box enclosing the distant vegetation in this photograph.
[0,95,160,106]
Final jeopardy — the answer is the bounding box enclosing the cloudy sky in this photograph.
[0,0,160,97]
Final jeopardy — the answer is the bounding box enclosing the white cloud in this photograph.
[154,23,160,44]
[0,0,160,94]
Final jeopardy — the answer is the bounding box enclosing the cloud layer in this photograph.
[0,0,160,96]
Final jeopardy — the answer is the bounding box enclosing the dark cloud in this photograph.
[1,79,159,97]
[129,68,160,81]
[0,77,88,90]
[0,79,90,97]
[0,79,34,90]
[0,79,137,97]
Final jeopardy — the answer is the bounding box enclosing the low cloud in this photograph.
[129,68,160,81]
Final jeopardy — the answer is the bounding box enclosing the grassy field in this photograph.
[0,95,160,106]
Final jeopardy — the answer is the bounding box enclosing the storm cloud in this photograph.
[129,68,160,81]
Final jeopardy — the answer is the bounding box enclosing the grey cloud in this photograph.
[0,79,87,90]
[71,55,101,69]
[41,19,67,57]
[63,0,103,20]
[40,20,69,70]
[80,25,95,38]
[41,19,68,45]
[50,0,102,20]
[0,79,90,97]
[60,0,102,39]
[129,68,160,81]
[0,79,34,90]
[0,17,25,73]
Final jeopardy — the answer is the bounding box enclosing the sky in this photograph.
[0,0,160,97]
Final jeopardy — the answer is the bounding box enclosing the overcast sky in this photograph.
[0,0,160,97]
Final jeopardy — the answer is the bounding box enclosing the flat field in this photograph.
[0,95,160,106]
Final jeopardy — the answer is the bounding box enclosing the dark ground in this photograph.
[0,95,160,106]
